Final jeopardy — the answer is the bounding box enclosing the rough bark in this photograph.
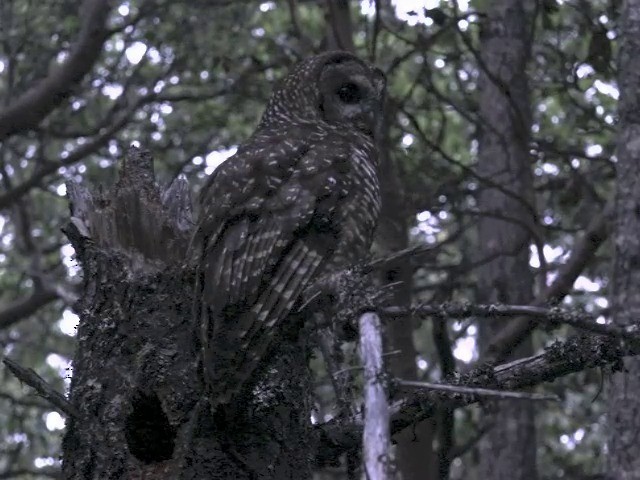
[474,1,538,479]
[607,1,640,477]
[62,147,312,479]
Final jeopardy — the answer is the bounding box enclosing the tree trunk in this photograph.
[61,147,312,479]
[475,1,538,479]
[607,1,640,478]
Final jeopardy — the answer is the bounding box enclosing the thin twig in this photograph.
[396,379,558,402]
[333,350,401,378]
[2,357,79,418]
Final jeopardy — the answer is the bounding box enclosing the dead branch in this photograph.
[317,331,626,459]
[2,357,79,418]
[383,301,632,340]
[358,312,393,479]
[484,202,612,361]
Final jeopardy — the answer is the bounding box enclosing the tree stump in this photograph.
[62,146,312,479]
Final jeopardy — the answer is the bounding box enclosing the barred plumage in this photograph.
[194,51,385,407]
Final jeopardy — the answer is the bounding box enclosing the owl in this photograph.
[194,51,386,407]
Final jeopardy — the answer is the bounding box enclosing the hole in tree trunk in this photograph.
[125,390,176,463]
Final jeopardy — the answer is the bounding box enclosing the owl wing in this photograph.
[195,134,351,405]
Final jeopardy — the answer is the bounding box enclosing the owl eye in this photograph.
[336,82,362,104]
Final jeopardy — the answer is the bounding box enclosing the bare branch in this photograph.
[317,332,626,458]
[358,312,392,480]
[383,301,631,339]
[0,93,149,211]
[0,0,114,141]
[364,224,466,272]
[2,357,80,418]
[0,62,267,211]
[397,379,559,402]
[484,202,612,361]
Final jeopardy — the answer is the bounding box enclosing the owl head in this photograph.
[259,51,386,137]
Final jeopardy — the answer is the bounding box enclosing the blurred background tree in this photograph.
[0,0,623,478]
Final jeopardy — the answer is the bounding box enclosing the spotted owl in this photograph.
[194,51,386,407]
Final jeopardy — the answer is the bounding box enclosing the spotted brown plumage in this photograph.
[193,51,385,407]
